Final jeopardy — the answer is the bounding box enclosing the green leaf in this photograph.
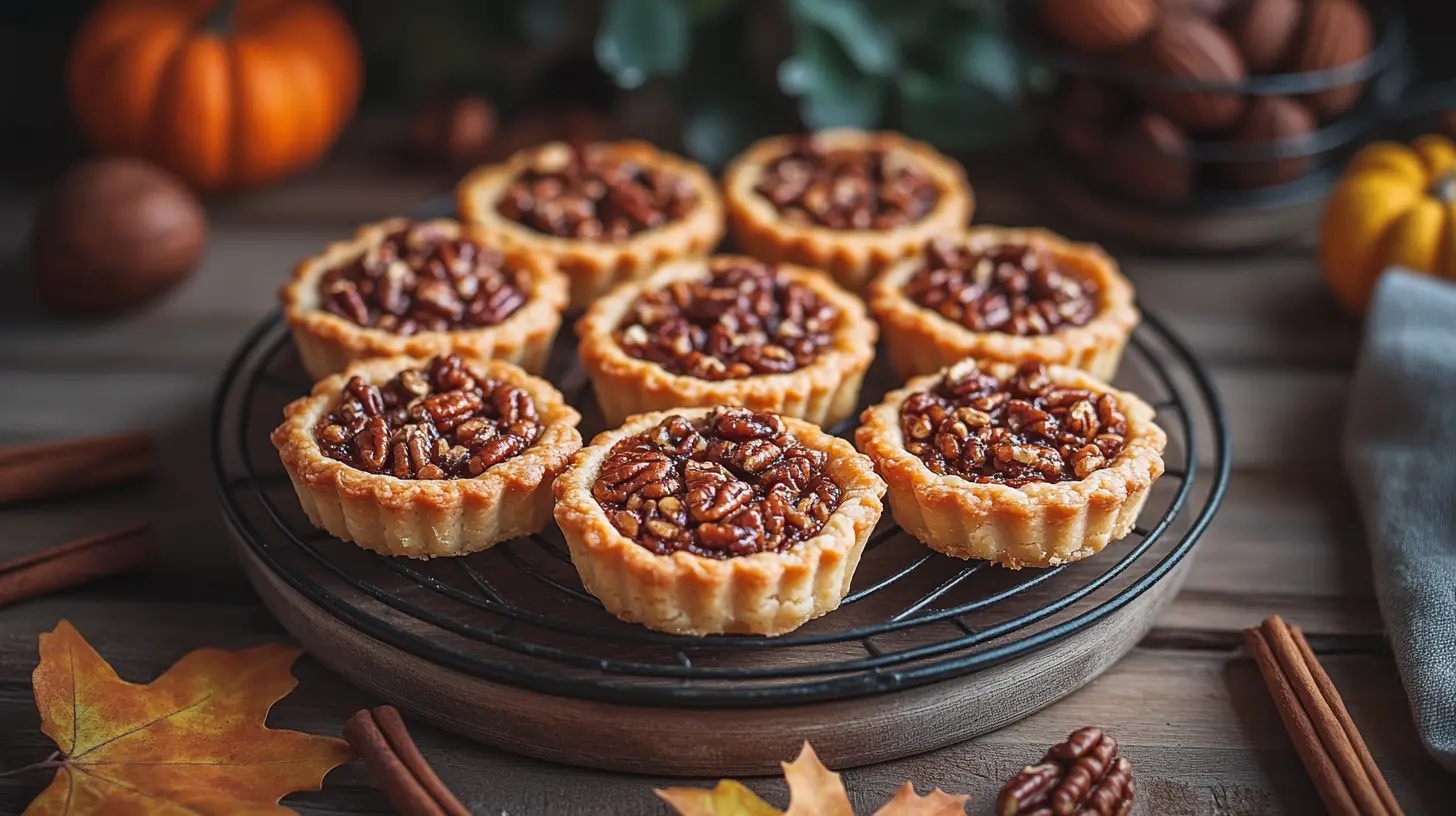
[788,0,898,75]
[595,0,691,89]
[779,29,887,129]
[945,28,1021,101]
[897,71,1019,151]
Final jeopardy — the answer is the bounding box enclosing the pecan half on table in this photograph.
[997,727,1134,816]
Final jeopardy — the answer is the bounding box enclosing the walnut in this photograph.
[997,727,1134,816]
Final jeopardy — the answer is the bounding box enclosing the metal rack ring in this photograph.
[211,307,1230,708]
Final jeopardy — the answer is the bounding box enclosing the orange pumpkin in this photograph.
[1319,134,1456,313]
[69,0,362,191]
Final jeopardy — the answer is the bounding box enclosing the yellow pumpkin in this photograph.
[1320,134,1456,313]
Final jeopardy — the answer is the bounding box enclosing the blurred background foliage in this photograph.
[4,0,1455,181]
[346,0,1030,166]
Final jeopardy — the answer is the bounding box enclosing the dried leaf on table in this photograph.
[21,619,353,815]
[656,742,968,816]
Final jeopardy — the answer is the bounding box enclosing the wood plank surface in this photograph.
[0,152,1448,814]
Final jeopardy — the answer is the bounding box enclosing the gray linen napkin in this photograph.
[1344,270,1456,773]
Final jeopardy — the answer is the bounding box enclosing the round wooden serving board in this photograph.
[232,525,1193,776]
[214,310,1226,776]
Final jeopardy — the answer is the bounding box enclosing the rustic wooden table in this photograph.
[1,146,1452,815]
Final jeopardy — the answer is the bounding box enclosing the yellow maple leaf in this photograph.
[656,743,968,816]
[21,619,354,815]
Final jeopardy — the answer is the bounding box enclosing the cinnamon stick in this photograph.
[1290,625,1405,816]
[1244,626,1359,816]
[0,431,154,506]
[1244,616,1405,816]
[345,706,470,816]
[0,526,155,607]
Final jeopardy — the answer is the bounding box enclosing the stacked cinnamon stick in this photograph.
[1244,616,1405,816]
[345,706,470,816]
[0,431,156,606]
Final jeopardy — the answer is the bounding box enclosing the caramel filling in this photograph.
[592,408,843,558]
[615,259,840,380]
[900,360,1129,487]
[905,241,1098,336]
[319,222,525,335]
[317,354,542,480]
[496,143,698,241]
[754,139,940,230]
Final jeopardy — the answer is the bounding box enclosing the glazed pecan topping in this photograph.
[997,727,1134,816]
[615,259,840,380]
[905,240,1099,336]
[900,359,1129,487]
[316,354,543,480]
[319,222,526,336]
[496,143,698,241]
[592,407,843,558]
[753,138,940,230]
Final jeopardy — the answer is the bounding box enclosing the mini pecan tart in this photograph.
[721,129,973,293]
[456,140,724,310]
[868,227,1139,381]
[553,406,886,635]
[281,217,568,379]
[577,255,875,428]
[856,359,1165,568]
[271,353,582,558]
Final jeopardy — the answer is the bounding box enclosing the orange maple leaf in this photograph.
[20,619,354,815]
[657,743,968,816]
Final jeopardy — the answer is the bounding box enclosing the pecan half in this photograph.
[319,222,526,334]
[754,138,939,229]
[997,727,1134,816]
[497,143,697,241]
[315,354,543,480]
[614,259,840,381]
[899,360,1128,487]
[905,240,1099,337]
[593,407,841,559]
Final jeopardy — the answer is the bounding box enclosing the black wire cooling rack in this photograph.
[211,308,1230,709]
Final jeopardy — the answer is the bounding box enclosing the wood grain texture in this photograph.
[236,527,1193,775]
[1,598,1451,814]
[0,148,1448,813]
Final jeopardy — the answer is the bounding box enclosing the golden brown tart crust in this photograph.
[855,360,1165,568]
[722,129,974,293]
[271,355,581,559]
[868,226,1139,381]
[577,255,877,428]
[456,140,725,310]
[553,407,886,636]
[280,217,568,380]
